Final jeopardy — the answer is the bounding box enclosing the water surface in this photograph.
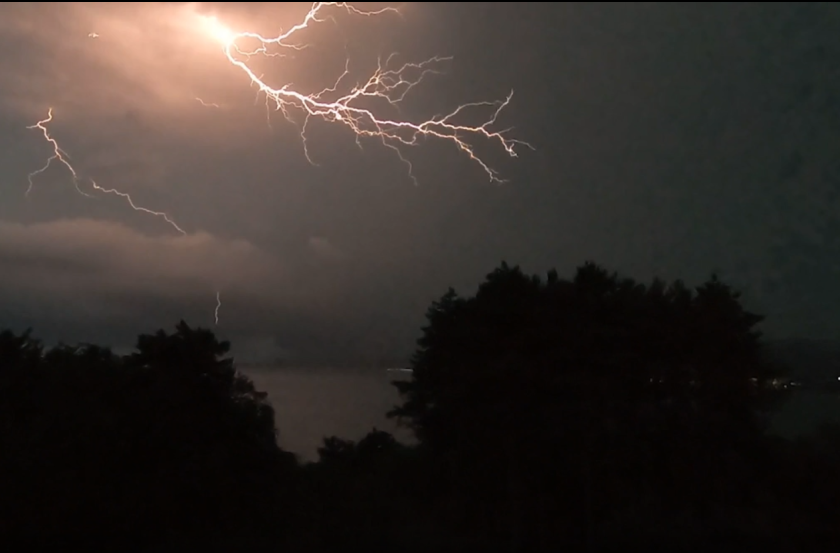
[244,367,412,461]
[244,367,840,461]
[771,390,840,437]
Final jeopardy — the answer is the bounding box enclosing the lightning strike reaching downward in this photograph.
[26,109,186,236]
[214,291,222,326]
[22,3,528,331]
[202,2,532,183]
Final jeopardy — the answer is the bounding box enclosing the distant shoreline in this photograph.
[237,364,412,372]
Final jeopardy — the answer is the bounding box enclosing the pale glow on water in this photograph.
[242,367,840,461]
[772,390,840,438]
[243,367,413,461]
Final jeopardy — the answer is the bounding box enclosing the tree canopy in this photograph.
[389,261,788,548]
[0,321,294,548]
[1,262,839,551]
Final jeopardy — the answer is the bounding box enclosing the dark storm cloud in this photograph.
[0,3,839,362]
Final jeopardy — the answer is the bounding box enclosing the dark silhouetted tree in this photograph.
[0,322,297,550]
[305,428,435,551]
[389,261,787,550]
[0,328,43,371]
[3,278,838,551]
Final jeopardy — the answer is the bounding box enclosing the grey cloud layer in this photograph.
[0,218,280,313]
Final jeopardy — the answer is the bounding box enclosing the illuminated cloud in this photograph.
[0,2,461,357]
[3,1,838,360]
[0,216,412,361]
[0,218,281,323]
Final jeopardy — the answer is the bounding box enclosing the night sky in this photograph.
[0,2,838,365]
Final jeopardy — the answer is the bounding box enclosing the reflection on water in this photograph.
[771,390,840,438]
[244,368,840,461]
[243,367,413,462]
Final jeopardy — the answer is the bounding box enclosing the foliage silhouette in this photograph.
[1,262,839,551]
[0,321,296,550]
[388,261,800,549]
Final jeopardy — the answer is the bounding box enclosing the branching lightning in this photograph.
[24,2,529,330]
[201,2,532,183]
[26,109,186,236]
[26,110,90,199]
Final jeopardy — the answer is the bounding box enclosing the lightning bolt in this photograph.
[88,180,185,235]
[26,108,186,236]
[214,291,221,326]
[26,109,92,199]
[195,97,221,108]
[24,3,527,333]
[26,109,221,321]
[202,2,532,184]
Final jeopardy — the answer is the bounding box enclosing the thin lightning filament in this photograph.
[27,109,186,236]
[214,291,221,325]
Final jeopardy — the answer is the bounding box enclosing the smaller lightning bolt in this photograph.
[214,291,221,325]
[88,32,99,38]
[89,180,186,235]
[26,109,92,198]
[195,97,221,108]
[27,108,186,236]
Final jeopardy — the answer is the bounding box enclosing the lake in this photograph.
[244,367,840,462]
[243,367,413,461]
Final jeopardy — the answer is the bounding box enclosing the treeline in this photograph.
[1,262,839,551]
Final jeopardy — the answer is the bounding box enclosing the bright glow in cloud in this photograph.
[190,2,531,184]
[19,2,530,327]
[0,2,535,343]
[199,15,236,46]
